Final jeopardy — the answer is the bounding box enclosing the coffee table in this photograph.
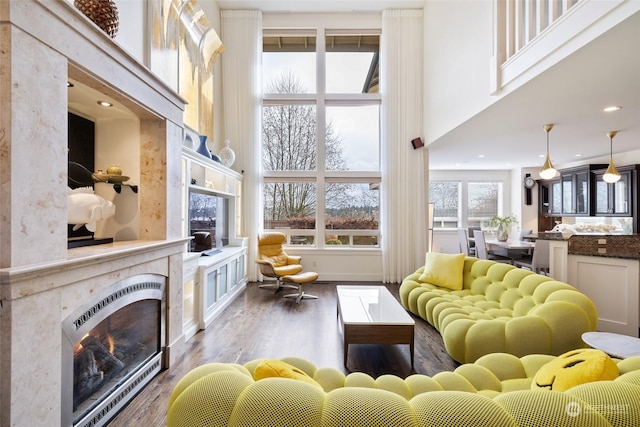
[336,285,415,368]
[582,331,640,359]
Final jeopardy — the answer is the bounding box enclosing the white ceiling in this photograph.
[428,9,640,171]
[217,1,640,172]
[215,0,427,12]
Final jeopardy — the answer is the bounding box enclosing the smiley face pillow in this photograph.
[532,348,619,392]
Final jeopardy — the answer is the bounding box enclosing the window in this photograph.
[430,180,504,229]
[262,28,381,248]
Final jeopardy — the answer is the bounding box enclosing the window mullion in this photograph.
[460,181,468,228]
[317,26,327,248]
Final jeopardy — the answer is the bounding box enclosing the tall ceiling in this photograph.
[217,1,640,171]
[215,0,427,12]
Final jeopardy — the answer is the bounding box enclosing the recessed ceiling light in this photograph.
[478,154,485,158]
[603,106,622,112]
[575,153,583,157]
[97,101,113,107]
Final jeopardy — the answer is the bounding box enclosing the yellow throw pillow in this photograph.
[254,359,322,388]
[418,252,465,291]
[531,348,619,392]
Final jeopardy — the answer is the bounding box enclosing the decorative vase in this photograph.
[496,227,509,242]
[74,0,119,38]
[218,139,236,167]
[196,135,211,159]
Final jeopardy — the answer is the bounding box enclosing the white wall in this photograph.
[429,169,514,253]
[423,0,494,145]
[114,0,146,61]
[200,1,225,152]
[516,167,540,233]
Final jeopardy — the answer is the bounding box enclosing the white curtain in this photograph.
[221,10,263,281]
[381,10,427,283]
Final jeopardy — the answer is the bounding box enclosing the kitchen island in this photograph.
[536,233,640,338]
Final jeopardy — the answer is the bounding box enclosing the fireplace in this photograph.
[61,274,166,427]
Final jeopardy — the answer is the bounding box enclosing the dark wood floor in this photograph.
[109,281,459,426]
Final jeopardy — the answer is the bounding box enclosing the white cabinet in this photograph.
[198,246,247,329]
[568,255,639,337]
[181,144,247,332]
[548,239,569,282]
[182,252,201,341]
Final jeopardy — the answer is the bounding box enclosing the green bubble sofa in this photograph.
[167,354,640,427]
[399,257,598,364]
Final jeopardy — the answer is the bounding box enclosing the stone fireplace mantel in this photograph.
[1,239,189,426]
[1,1,189,425]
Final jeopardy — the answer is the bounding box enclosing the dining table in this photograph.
[485,239,536,250]
[485,238,536,261]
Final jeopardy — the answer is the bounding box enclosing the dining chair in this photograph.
[457,228,474,256]
[467,226,480,253]
[473,230,513,264]
[519,229,533,240]
[514,238,550,275]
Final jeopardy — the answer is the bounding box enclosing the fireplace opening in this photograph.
[62,274,165,427]
[73,299,159,414]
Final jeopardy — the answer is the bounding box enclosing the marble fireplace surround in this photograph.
[1,1,189,425]
[2,240,188,425]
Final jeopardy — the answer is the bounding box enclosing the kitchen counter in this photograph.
[531,233,640,260]
[567,235,640,260]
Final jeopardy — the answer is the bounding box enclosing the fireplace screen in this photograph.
[62,274,165,427]
[73,299,160,415]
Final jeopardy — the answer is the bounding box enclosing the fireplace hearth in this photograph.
[62,274,166,427]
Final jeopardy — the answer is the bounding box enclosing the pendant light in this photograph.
[603,131,621,183]
[539,124,557,180]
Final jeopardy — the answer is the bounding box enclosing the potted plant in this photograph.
[488,214,518,242]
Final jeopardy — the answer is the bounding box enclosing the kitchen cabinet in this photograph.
[539,164,605,217]
[594,165,636,216]
[568,255,639,337]
[560,166,596,215]
[537,177,563,215]
[549,179,562,215]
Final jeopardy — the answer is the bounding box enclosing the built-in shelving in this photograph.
[181,145,247,338]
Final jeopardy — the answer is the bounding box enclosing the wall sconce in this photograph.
[539,124,557,180]
[603,131,621,183]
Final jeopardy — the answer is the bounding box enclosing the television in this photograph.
[188,190,229,252]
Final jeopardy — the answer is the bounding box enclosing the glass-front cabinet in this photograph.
[594,166,636,216]
[539,164,638,234]
[543,165,605,216]
[550,179,562,215]
[560,167,591,215]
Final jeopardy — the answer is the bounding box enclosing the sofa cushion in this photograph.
[401,258,598,363]
[168,355,640,427]
[531,348,619,392]
[418,252,466,291]
[254,359,322,388]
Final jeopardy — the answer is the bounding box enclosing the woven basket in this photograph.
[74,0,119,38]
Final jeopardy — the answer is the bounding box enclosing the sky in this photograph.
[262,51,379,171]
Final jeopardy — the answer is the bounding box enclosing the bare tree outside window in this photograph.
[262,31,381,247]
[262,72,348,226]
[430,182,460,228]
[429,181,501,228]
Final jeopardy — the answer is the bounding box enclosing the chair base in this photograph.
[258,280,297,293]
[283,292,318,304]
[281,272,319,304]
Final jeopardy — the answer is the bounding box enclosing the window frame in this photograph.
[429,171,511,229]
[261,23,382,249]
